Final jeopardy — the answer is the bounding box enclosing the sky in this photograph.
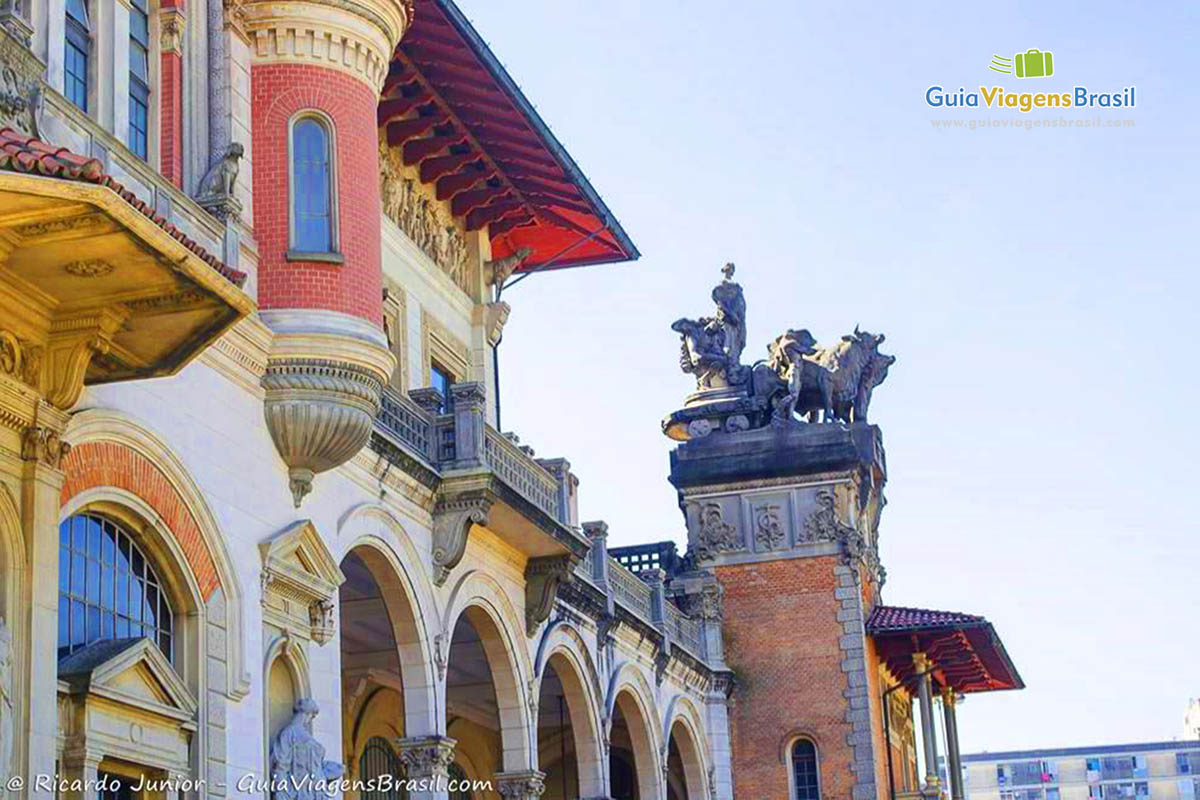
[453,0,1200,753]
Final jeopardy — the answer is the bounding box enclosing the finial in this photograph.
[721,262,736,281]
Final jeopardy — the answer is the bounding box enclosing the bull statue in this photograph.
[758,326,895,425]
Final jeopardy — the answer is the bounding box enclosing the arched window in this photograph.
[290,115,336,254]
[359,737,405,800]
[447,762,472,800]
[791,739,820,800]
[58,513,174,662]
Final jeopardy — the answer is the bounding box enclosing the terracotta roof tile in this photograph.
[866,604,987,633]
[0,128,246,287]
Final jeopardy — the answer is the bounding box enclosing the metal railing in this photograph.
[483,426,562,523]
[377,388,435,461]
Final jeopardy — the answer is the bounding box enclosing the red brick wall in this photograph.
[251,63,383,325]
[717,556,857,800]
[160,50,183,188]
[60,442,220,601]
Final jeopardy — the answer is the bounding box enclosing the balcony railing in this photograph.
[483,427,562,523]
[665,600,705,659]
[377,388,436,463]
[609,560,654,620]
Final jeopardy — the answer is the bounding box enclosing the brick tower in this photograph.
[664,265,895,800]
[231,0,413,504]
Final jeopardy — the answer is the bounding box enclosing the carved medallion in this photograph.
[695,501,742,559]
[64,259,115,278]
[753,502,787,550]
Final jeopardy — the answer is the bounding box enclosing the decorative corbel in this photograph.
[41,307,127,409]
[431,492,491,586]
[20,425,69,468]
[524,554,574,636]
[160,7,186,55]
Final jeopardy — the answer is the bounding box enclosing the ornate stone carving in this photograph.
[308,600,335,646]
[21,425,69,468]
[677,581,724,621]
[524,555,574,636]
[433,632,448,681]
[0,329,39,387]
[380,138,470,291]
[396,735,456,779]
[694,501,742,560]
[0,20,42,135]
[63,259,115,278]
[263,359,383,506]
[485,246,533,292]
[800,491,847,544]
[269,698,344,800]
[671,263,749,390]
[494,770,546,799]
[753,502,787,551]
[160,9,185,55]
[196,143,244,221]
[0,619,12,782]
[430,492,491,585]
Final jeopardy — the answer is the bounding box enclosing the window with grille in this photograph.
[64,0,91,111]
[448,763,472,800]
[58,513,174,662]
[359,738,405,800]
[291,116,335,253]
[792,739,820,800]
[128,0,150,159]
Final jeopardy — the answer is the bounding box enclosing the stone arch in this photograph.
[338,504,439,735]
[532,622,607,797]
[608,663,665,800]
[263,633,311,766]
[443,569,534,772]
[664,694,710,800]
[62,409,250,698]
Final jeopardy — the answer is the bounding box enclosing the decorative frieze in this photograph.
[381,137,471,292]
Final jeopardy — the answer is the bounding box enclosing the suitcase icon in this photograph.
[1014,49,1054,78]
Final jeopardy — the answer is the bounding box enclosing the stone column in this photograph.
[942,689,964,800]
[449,382,487,468]
[59,753,101,800]
[21,404,70,800]
[396,735,455,800]
[493,770,546,800]
[913,652,940,794]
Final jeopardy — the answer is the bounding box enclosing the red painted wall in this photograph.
[251,63,383,325]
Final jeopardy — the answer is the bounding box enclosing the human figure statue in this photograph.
[711,262,747,367]
[270,698,344,800]
[671,263,751,390]
[0,619,12,782]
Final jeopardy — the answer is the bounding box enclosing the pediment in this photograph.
[260,520,346,643]
[58,638,196,721]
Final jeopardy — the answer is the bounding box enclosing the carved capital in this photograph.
[431,491,491,586]
[21,425,69,468]
[523,555,575,636]
[160,8,185,55]
[494,770,546,800]
[395,735,456,780]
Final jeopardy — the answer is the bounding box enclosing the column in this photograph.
[22,404,71,800]
[449,383,487,469]
[59,753,101,800]
[942,689,964,800]
[396,735,455,800]
[493,770,546,800]
[159,3,186,187]
[913,652,941,795]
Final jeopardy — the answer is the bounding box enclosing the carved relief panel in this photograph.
[379,135,471,294]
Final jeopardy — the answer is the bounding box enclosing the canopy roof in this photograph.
[382,0,638,272]
[867,604,1024,695]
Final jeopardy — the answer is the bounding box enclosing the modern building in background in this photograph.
[0,1,1025,798]
[958,741,1200,800]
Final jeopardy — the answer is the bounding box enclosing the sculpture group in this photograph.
[665,264,894,439]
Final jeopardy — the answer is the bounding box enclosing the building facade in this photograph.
[0,1,1022,799]
[959,741,1200,800]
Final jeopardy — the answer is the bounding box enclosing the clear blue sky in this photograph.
[458,0,1200,752]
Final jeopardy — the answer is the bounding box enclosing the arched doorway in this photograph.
[535,649,604,799]
[666,719,706,800]
[445,603,529,792]
[340,545,430,799]
[610,689,662,800]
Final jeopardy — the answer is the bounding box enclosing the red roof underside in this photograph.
[383,0,636,273]
[867,605,1024,694]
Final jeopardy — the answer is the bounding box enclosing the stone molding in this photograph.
[421,308,471,384]
[494,769,547,799]
[232,0,413,90]
[259,520,347,644]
